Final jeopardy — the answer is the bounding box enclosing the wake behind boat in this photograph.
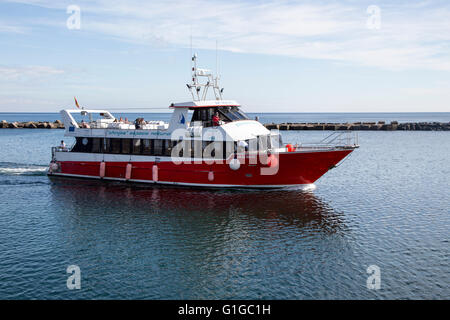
[48,55,359,188]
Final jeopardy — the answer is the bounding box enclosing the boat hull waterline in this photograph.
[48,149,353,189]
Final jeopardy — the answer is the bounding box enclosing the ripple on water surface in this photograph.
[0,129,449,299]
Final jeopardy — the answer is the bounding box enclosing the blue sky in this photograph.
[1,0,450,112]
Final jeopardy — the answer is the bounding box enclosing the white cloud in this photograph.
[4,0,450,71]
[0,23,27,34]
[0,65,64,80]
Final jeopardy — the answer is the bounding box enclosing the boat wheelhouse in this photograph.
[48,55,358,188]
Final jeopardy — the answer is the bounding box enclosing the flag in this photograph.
[74,96,80,109]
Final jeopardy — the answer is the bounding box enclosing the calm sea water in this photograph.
[0,113,449,299]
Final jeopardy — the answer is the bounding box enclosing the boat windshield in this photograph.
[218,106,249,122]
[191,106,249,127]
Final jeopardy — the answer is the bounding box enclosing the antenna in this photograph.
[215,40,222,100]
[216,40,218,79]
[186,42,224,101]
[190,27,192,65]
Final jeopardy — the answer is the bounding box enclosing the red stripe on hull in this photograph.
[53,150,353,187]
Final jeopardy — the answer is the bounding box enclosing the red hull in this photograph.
[49,149,353,188]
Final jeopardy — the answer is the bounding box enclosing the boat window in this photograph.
[257,135,271,152]
[122,139,131,154]
[164,140,173,156]
[202,141,210,158]
[72,137,92,152]
[191,110,200,122]
[234,108,249,120]
[218,106,249,122]
[191,139,202,158]
[110,139,121,154]
[170,140,182,157]
[105,138,111,153]
[192,107,249,125]
[192,109,207,122]
[182,140,192,158]
[272,134,282,148]
[200,109,207,121]
[247,138,257,152]
[91,138,103,153]
[222,141,236,160]
[142,139,152,155]
[153,139,164,156]
[203,141,220,158]
[192,108,215,125]
[70,138,197,156]
[132,139,141,154]
[218,107,239,121]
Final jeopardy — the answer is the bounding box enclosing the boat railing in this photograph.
[297,131,359,150]
[52,146,70,160]
[75,121,169,130]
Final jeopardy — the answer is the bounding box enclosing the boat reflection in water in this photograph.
[48,177,350,298]
[49,177,347,235]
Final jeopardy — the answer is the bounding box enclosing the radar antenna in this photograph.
[187,53,223,101]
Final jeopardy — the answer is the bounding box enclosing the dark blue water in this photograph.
[0,115,449,299]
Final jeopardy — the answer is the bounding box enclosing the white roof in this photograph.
[221,120,271,141]
[63,109,114,116]
[170,100,240,108]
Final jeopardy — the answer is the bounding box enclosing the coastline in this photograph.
[1,119,449,131]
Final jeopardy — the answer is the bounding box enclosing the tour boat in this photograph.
[48,55,358,189]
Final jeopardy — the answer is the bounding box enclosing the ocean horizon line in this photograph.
[1,111,450,114]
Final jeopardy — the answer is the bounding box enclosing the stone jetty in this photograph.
[0,120,449,131]
[264,121,450,131]
[0,120,65,129]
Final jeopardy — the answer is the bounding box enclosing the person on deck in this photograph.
[60,140,66,150]
[212,112,220,126]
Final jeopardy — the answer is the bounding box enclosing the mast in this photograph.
[187,53,224,101]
